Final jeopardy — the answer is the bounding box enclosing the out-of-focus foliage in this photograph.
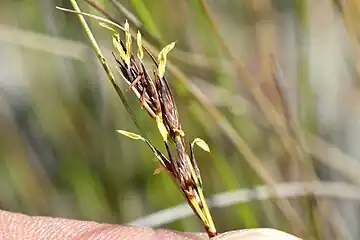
[1,0,360,239]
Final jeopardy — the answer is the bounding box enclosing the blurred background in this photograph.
[1,0,360,239]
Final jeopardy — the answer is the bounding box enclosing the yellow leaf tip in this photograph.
[192,138,210,152]
[157,41,176,78]
[124,19,129,31]
[137,30,143,61]
[116,129,142,140]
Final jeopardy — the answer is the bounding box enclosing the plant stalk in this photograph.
[68,0,145,137]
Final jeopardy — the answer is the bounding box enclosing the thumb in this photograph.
[0,209,200,239]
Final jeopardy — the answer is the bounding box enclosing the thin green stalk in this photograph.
[67,0,145,136]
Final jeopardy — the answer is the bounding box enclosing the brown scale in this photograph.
[156,75,181,135]
[114,52,159,118]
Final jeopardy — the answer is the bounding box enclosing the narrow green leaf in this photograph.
[158,42,176,78]
[56,7,125,32]
[117,129,172,173]
[116,130,143,140]
[99,22,116,32]
[191,138,210,152]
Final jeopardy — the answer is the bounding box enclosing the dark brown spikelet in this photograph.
[155,73,182,136]
[112,35,161,119]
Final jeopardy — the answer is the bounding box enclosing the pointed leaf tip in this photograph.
[124,19,129,31]
[112,34,129,65]
[124,19,132,59]
[192,138,210,152]
[116,130,142,140]
[157,41,176,78]
[158,41,176,60]
[99,22,115,32]
[137,30,143,61]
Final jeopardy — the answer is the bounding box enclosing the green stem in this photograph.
[68,0,145,137]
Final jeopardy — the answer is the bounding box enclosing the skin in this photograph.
[0,210,301,240]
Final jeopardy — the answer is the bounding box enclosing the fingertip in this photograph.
[212,229,302,240]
